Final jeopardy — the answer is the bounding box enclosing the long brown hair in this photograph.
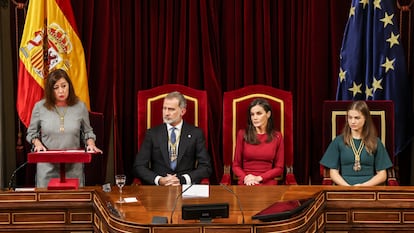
[244,98,276,144]
[342,100,377,154]
[43,69,79,110]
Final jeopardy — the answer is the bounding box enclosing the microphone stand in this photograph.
[170,184,194,223]
[220,183,245,224]
[8,161,28,191]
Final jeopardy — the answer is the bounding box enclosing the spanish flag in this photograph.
[17,0,90,127]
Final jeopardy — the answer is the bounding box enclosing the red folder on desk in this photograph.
[28,150,92,190]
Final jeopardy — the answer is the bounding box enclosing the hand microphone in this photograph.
[170,183,194,224]
[8,161,28,191]
[220,183,245,224]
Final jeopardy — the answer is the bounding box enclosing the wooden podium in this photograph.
[27,150,92,190]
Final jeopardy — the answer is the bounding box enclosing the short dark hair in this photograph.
[43,69,79,110]
[165,91,187,109]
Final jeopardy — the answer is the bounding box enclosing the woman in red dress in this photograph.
[232,98,284,185]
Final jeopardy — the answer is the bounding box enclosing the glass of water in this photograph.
[115,174,126,203]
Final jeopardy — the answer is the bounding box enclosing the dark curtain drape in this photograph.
[69,0,350,184]
[11,0,374,185]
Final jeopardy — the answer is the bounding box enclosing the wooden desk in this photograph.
[3,185,414,232]
[0,187,95,232]
[93,185,324,233]
[92,185,414,233]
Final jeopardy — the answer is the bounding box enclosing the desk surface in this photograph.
[94,185,414,225]
[96,185,311,224]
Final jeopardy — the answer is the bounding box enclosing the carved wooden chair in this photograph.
[220,85,297,185]
[321,100,399,186]
[135,84,209,184]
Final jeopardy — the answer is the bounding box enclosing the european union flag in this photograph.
[336,0,413,155]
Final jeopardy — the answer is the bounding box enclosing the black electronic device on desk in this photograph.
[252,197,315,222]
[181,203,229,223]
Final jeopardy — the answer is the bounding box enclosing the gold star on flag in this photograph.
[380,12,394,28]
[349,6,356,18]
[365,86,373,99]
[381,57,395,73]
[339,68,347,82]
[360,0,369,9]
[348,82,362,97]
[373,0,382,9]
[372,77,383,92]
[386,32,400,48]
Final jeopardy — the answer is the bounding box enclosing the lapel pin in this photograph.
[188,134,192,138]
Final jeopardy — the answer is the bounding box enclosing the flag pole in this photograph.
[43,0,49,79]
[12,0,29,187]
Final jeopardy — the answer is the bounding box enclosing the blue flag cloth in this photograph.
[336,0,413,155]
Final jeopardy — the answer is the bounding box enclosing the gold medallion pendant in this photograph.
[55,106,67,133]
[350,138,364,172]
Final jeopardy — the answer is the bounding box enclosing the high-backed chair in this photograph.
[220,85,297,185]
[84,111,106,186]
[321,100,398,186]
[135,84,209,184]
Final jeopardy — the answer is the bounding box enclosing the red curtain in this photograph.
[16,0,414,186]
[66,0,351,184]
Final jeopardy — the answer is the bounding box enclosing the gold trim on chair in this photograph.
[231,94,285,160]
[331,110,386,145]
[147,94,199,129]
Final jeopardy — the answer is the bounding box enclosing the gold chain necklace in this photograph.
[54,106,68,132]
[350,138,364,171]
[168,128,180,162]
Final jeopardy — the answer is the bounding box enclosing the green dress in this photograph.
[320,135,393,185]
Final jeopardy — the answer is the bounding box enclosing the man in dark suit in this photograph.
[133,91,212,185]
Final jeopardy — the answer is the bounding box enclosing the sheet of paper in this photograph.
[182,184,209,198]
[123,197,138,203]
[15,188,36,192]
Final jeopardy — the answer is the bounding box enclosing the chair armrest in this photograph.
[220,173,231,185]
[322,177,334,185]
[132,178,142,185]
[387,168,399,186]
[200,178,210,184]
[284,173,297,185]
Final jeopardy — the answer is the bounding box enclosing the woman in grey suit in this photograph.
[26,69,102,188]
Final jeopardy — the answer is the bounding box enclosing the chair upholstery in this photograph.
[321,100,398,186]
[220,85,297,185]
[84,111,106,186]
[136,84,209,184]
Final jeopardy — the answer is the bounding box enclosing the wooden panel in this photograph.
[326,192,376,201]
[353,211,401,223]
[317,213,325,229]
[70,212,93,223]
[0,193,36,202]
[403,212,414,223]
[326,212,348,223]
[377,192,414,200]
[12,212,66,224]
[0,213,10,224]
[38,192,92,201]
[306,221,317,233]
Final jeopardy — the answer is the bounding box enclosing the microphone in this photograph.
[170,183,194,224]
[8,161,28,191]
[220,183,245,224]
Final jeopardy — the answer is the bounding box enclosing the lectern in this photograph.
[27,150,92,190]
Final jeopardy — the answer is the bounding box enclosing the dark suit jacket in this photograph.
[133,122,212,185]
